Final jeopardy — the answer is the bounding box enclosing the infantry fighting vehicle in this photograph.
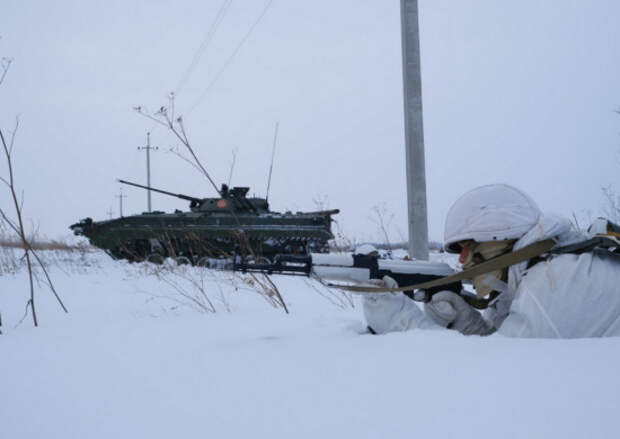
[70,180,339,264]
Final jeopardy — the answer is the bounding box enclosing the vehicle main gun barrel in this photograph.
[118,179,203,204]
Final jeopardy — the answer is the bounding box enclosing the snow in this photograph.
[1,250,620,438]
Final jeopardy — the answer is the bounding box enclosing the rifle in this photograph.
[207,253,496,309]
[209,220,620,310]
[217,227,620,310]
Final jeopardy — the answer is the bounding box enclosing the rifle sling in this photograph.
[329,238,557,293]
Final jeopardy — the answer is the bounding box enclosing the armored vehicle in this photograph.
[70,180,339,264]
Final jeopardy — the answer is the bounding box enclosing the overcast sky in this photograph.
[1,0,619,244]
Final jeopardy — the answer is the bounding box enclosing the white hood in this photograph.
[507,212,585,289]
[444,184,542,253]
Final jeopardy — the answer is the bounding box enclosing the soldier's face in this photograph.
[458,240,474,264]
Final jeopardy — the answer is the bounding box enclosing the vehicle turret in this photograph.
[118,179,270,214]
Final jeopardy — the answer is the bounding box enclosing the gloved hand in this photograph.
[366,275,399,293]
[362,276,399,314]
[354,275,400,302]
[424,291,495,336]
[362,276,426,334]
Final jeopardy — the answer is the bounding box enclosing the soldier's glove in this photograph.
[361,276,427,334]
[354,275,400,302]
[424,291,495,336]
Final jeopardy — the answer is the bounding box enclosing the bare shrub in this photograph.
[598,140,619,223]
[0,57,67,328]
[369,203,395,254]
[602,185,620,224]
[0,223,19,276]
[243,272,288,312]
[304,278,354,309]
[134,95,220,196]
[131,258,289,315]
[128,261,216,314]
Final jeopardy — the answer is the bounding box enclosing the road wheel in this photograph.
[174,256,192,265]
[146,253,165,264]
[196,256,211,267]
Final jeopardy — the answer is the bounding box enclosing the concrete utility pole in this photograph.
[116,188,127,217]
[400,0,429,260]
[137,132,158,212]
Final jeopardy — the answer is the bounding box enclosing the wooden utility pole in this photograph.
[116,188,127,217]
[137,132,158,212]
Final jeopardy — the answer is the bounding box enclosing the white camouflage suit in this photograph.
[363,185,620,338]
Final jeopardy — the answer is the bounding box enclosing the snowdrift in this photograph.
[1,250,619,439]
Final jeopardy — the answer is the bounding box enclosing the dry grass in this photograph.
[0,238,85,251]
[0,230,99,276]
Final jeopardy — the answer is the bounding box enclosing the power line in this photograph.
[140,1,233,136]
[186,0,275,116]
[175,0,234,95]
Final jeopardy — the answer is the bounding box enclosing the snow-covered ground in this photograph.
[1,249,619,438]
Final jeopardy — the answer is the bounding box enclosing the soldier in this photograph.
[363,184,620,337]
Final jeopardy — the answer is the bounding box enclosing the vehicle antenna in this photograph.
[265,122,279,203]
[227,148,237,187]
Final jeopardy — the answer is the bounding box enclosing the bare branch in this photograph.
[571,211,581,232]
[0,128,9,159]
[0,57,12,87]
[602,185,620,223]
[0,208,19,231]
[0,125,38,324]
[305,278,354,309]
[133,107,168,127]
[0,120,67,324]
[262,274,288,314]
[15,300,32,328]
[176,118,191,146]
[369,204,394,252]
[167,147,203,175]
[135,97,221,196]
[155,267,216,313]
[8,117,19,156]
[169,92,175,122]
[27,247,68,312]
